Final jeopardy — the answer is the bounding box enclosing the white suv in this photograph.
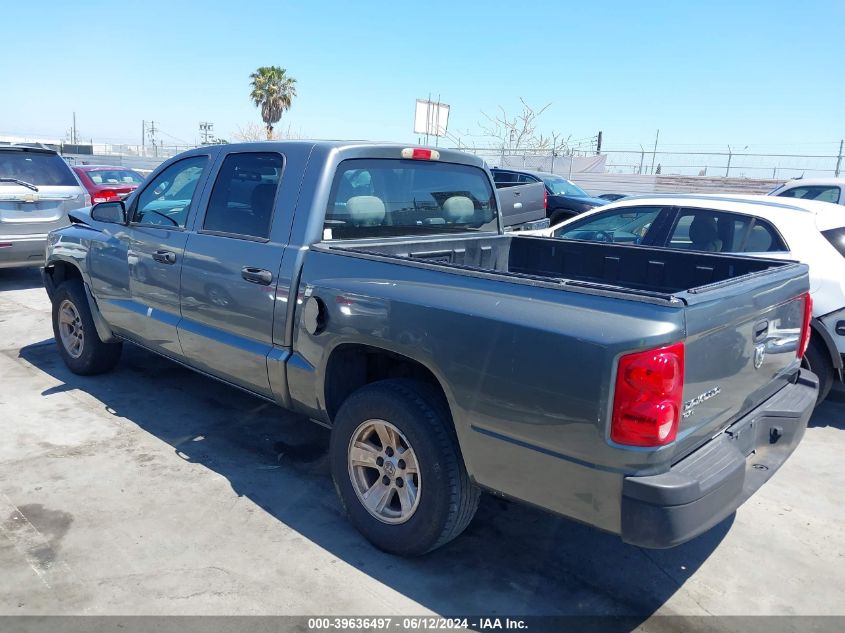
[531,194,845,401]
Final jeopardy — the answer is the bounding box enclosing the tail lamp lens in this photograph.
[93,190,118,203]
[797,292,812,359]
[611,342,685,447]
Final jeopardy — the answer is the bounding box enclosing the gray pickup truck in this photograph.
[494,179,548,230]
[42,141,817,556]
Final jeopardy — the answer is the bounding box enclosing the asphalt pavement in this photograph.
[1,267,843,622]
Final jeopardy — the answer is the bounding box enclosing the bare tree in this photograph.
[233,122,305,142]
[479,98,553,151]
[233,122,269,142]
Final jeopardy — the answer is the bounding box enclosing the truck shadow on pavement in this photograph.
[20,340,733,618]
[0,267,44,291]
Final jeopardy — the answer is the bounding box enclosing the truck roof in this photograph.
[187,140,486,168]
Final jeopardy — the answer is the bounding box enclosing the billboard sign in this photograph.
[414,99,450,137]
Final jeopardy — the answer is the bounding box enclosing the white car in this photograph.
[769,178,845,206]
[529,194,845,401]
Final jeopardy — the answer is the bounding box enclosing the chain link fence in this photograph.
[453,146,844,180]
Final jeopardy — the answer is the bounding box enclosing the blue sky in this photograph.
[2,0,843,152]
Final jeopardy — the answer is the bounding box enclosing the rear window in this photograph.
[0,151,77,186]
[85,169,144,185]
[325,159,498,239]
[822,227,845,258]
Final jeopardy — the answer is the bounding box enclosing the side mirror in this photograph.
[91,201,127,225]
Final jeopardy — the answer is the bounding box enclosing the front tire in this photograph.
[51,280,122,375]
[330,379,479,556]
[802,338,834,404]
[549,210,575,226]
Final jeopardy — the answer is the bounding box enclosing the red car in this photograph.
[72,165,145,205]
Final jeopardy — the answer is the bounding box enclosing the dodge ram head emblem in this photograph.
[753,344,766,369]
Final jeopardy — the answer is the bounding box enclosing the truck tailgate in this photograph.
[497,181,546,228]
[675,263,809,459]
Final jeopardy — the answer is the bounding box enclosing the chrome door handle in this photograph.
[152,250,176,264]
[241,267,273,285]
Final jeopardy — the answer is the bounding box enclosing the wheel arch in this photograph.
[323,343,454,427]
[810,318,843,378]
[43,258,84,300]
[44,259,116,344]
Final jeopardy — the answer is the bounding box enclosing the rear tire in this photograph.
[51,280,122,375]
[330,379,479,556]
[802,338,833,404]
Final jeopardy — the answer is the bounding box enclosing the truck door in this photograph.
[98,154,210,358]
[178,151,288,398]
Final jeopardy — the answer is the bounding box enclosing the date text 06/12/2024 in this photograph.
[307,617,528,630]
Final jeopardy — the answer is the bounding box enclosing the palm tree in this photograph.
[249,66,297,140]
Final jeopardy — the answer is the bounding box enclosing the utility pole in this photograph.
[71,112,78,145]
[596,131,602,155]
[147,121,158,157]
[650,129,659,175]
[726,145,732,178]
[638,145,645,175]
[141,120,145,154]
[199,122,214,145]
[836,139,843,177]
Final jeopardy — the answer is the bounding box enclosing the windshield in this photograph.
[542,176,589,197]
[85,168,144,185]
[325,159,498,239]
[0,151,77,186]
[554,207,662,245]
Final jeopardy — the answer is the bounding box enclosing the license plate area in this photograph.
[725,416,757,456]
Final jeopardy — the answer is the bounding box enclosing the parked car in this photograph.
[598,193,628,202]
[72,165,145,204]
[43,142,815,556]
[0,145,90,268]
[491,168,607,225]
[769,178,845,206]
[530,194,845,401]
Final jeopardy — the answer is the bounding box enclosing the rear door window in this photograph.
[667,208,787,253]
[492,170,517,184]
[0,151,77,186]
[325,159,498,239]
[202,152,283,240]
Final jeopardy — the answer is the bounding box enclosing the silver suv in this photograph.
[0,145,90,268]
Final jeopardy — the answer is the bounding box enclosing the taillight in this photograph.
[611,342,685,447]
[401,147,440,160]
[543,188,548,211]
[797,292,813,359]
[92,190,118,203]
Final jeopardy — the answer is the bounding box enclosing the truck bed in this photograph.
[327,234,793,297]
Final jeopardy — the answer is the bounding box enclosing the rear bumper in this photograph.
[621,369,817,548]
[0,234,47,268]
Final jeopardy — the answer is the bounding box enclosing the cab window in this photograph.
[133,156,207,228]
[203,152,283,239]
